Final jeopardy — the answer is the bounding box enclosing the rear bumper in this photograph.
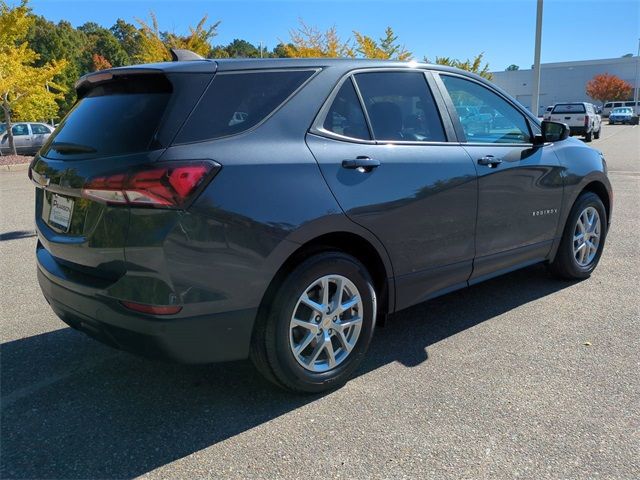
[37,252,257,364]
[568,126,588,135]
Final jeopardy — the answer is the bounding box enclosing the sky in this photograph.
[27,0,640,71]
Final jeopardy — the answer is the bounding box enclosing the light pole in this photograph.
[531,0,544,117]
[633,38,639,114]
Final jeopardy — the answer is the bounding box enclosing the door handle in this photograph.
[477,155,502,168]
[341,156,380,172]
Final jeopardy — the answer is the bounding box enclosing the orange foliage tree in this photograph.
[586,73,633,103]
[91,53,112,71]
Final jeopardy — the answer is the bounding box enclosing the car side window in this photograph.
[354,71,446,142]
[31,124,51,134]
[440,75,531,144]
[12,124,29,136]
[322,79,371,140]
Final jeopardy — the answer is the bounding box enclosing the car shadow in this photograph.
[0,264,576,479]
[0,230,36,242]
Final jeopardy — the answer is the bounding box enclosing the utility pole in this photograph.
[531,0,544,117]
[633,38,639,114]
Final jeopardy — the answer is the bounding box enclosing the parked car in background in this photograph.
[30,55,612,393]
[0,122,54,155]
[549,102,601,142]
[543,105,553,121]
[608,107,634,124]
[602,101,625,117]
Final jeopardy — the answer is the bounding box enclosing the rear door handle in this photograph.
[341,156,380,172]
[477,155,502,168]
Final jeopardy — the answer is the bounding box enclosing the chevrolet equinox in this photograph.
[30,53,612,393]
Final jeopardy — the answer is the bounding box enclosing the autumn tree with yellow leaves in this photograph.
[0,0,67,155]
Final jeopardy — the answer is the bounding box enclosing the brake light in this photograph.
[121,301,182,315]
[82,161,220,208]
[584,115,590,127]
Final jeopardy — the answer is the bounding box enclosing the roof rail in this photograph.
[170,48,204,62]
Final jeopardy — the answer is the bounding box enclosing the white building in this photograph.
[492,56,639,115]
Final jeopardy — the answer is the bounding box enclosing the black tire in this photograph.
[608,121,614,125]
[549,192,607,280]
[250,251,377,393]
[594,127,600,139]
[584,131,593,142]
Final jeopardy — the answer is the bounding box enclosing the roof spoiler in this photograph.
[170,48,204,61]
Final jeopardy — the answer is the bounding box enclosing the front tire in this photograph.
[251,251,377,393]
[549,192,607,280]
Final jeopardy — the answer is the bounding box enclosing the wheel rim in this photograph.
[573,206,601,267]
[289,274,364,373]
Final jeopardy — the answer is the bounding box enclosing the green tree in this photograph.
[27,17,85,117]
[506,64,519,71]
[0,0,67,154]
[110,18,141,60]
[427,53,493,80]
[78,22,130,69]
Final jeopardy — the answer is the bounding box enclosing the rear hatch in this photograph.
[31,65,215,283]
[550,103,586,127]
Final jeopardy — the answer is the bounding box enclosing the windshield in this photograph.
[552,104,586,114]
[612,108,632,114]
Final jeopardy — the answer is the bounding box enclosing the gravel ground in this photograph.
[0,155,32,166]
[0,124,638,479]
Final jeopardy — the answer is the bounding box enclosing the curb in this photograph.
[0,163,30,172]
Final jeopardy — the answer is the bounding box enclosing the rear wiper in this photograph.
[49,142,96,154]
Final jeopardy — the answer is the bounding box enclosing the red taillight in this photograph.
[82,161,219,208]
[120,301,182,315]
[584,115,590,127]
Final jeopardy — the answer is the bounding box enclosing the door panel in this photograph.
[307,134,477,310]
[436,73,564,281]
[463,144,564,280]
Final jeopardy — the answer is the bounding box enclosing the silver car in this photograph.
[0,122,54,156]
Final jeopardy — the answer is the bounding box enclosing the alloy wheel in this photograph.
[573,206,601,267]
[289,274,363,373]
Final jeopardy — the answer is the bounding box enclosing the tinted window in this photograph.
[176,70,314,143]
[441,75,531,144]
[42,75,172,159]
[552,103,586,114]
[322,79,371,140]
[624,102,636,107]
[354,72,445,142]
[31,124,51,134]
[613,102,623,107]
[604,103,612,108]
[12,124,29,136]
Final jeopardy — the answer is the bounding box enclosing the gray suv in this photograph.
[30,55,612,393]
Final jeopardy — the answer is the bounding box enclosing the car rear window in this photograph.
[175,70,315,144]
[552,104,586,114]
[42,74,172,160]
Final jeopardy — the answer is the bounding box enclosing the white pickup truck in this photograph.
[549,102,601,142]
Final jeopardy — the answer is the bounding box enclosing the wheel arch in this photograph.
[256,230,395,334]
[581,180,611,226]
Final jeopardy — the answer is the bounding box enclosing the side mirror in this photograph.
[535,121,569,145]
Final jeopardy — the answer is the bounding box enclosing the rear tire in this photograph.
[250,251,377,393]
[549,192,607,280]
[593,127,600,139]
[584,131,593,142]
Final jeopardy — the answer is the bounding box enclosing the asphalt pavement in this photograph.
[1,124,638,479]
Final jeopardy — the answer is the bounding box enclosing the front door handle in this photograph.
[477,155,502,168]
[342,156,380,172]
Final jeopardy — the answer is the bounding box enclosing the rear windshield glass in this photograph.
[174,70,314,143]
[552,104,586,114]
[41,75,171,160]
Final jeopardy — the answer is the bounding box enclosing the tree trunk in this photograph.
[2,97,17,156]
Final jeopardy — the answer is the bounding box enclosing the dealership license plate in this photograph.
[49,194,74,232]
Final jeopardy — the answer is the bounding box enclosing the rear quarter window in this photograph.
[174,70,315,144]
